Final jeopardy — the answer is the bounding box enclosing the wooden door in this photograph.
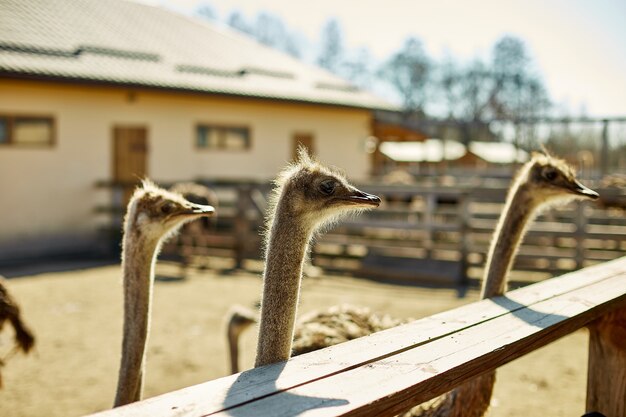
[113,126,148,207]
[292,133,315,160]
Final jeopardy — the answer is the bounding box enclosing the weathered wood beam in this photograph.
[586,307,626,417]
[209,272,626,417]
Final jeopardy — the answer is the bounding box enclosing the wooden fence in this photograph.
[89,256,626,417]
[114,180,626,286]
[315,184,626,286]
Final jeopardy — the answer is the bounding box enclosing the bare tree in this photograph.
[491,36,530,119]
[341,47,375,88]
[457,58,494,121]
[379,37,431,116]
[227,11,254,36]
[317,18,344,74]
[490,36,551,147]
[493,36,529,78]
[195,3,217,21]
[438,53,464,119]
[255,13,287,47]
[227,11,302,59]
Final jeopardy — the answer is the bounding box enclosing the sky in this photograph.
[133,0,626,117]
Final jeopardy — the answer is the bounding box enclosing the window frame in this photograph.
[195,123,252,151]
[0,114,56,147]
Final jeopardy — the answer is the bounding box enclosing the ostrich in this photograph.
[404,151,598,417]
[114,180,215,407]
[0,276,35,388]
[228,152,598,417]
[255,148,381,367]
[225,305,258,374]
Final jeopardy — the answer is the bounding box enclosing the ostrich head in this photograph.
[267,147,381,234]
[124,180,215,244]
[521,152,599,206]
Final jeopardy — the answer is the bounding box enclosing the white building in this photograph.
[0,0,395,262]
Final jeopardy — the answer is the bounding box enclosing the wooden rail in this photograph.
[89,256,626,417]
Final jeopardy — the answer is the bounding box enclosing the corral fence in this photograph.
[315,183,626,286]
[96,179,626,287]
[89,256,626,417]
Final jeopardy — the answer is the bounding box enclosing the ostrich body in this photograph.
[406,152,598,417]
[0,276,35,388]
[255,148,381,367]
[291,305,404,356]
[227,304,403,373]
[114,180,215,407]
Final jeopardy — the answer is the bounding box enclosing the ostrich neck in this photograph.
[481,184,537,299]
[114,233,159,407]
[227,326,240,374]
[419,183,539,417]
[255,212,312,367]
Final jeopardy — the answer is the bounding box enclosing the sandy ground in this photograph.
[0,261,587,417]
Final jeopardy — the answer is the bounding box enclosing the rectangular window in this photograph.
[196,124,250,150]
[0,118,8,144]
[0,114,54,147]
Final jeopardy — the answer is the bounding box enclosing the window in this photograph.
[0,115,55,146]
[196,124,250,150]
[0,118,8,144]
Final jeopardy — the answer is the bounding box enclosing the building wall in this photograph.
[0,79,373,261]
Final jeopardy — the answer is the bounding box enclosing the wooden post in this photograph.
[234,185,250,270]
[600,119,609,177]
[586,307,626,417]
[424,193,436,259]
[574,202,587,270]
[457,192,470,287]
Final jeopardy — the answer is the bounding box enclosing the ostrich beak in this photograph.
[347,189,382,207]
[572,180,599,200]
[183,203,216,216]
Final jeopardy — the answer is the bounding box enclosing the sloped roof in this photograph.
[468,142,528,164]
[380,139,529,163]
[0,0,396,110]
[380,139,466,162]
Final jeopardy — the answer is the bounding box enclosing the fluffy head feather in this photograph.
[262,147,380,254]
[123,179,215,245]
[512,151,598,208]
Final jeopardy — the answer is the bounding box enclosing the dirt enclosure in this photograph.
[0,262,588,417]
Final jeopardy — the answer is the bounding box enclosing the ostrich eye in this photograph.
[319,179,336,195]
[543,169,557,181]
[160,202,176,215]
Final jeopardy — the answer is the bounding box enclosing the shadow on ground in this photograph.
[0,257,118,279]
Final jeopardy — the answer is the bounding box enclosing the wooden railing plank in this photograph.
[89,257,626,417]
[210,271,626,417]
